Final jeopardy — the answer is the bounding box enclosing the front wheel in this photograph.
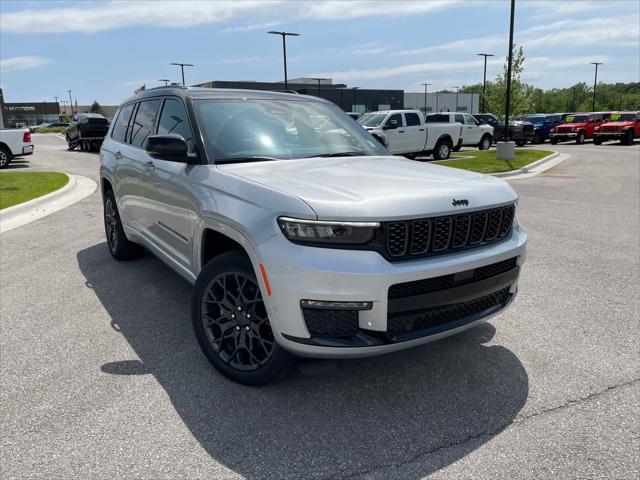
[593,136,602,145]
[576,132,585,144]
[433,140,452,160]
[623,129,634,145]
[192,251,291,385]
[550,138,558,145]
[533,131,543,144]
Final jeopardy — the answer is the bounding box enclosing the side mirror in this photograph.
[383,120,398,130]
[145,134,191,163]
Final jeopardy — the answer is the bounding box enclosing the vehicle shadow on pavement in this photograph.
[77,243,529,480]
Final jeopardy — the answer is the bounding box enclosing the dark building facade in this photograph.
[0,89,60,128]
[193,80,403,113]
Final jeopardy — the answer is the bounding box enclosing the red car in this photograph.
[549,112,611,145]
[593,111,640,145]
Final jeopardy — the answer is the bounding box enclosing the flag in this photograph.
[134,84,146,94]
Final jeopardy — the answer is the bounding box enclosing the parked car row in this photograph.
[0,128,34,169]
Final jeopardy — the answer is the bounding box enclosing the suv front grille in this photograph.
[555,126,574,133]
[600,125,621,133]
[383,204,515,260]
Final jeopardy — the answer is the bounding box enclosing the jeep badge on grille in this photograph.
[452,199,469,206]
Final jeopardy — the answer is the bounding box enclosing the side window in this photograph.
[454,114,464,124]
[386,113,403,127]
[129,99,161,148]
[464,114,476,125]
[405,113,421,127]
[111,104,134,143]
[425,114,449,123]
[157,98,193,149]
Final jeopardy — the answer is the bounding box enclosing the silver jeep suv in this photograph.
[100,86,527,385]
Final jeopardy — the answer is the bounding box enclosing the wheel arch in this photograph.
[437,134,453,146]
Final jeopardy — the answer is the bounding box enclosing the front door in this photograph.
[384,113,405,153]
[462,114,482,145]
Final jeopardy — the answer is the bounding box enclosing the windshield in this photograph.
[564,115,588,123]
[608,113,636,122]
[524,116,545,124]
[357,113,388,127]
[195,99,390,163]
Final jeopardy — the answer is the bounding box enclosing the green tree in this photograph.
[90,101,103,114]
[484,45,535,119]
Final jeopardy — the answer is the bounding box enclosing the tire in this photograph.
[433,139,452,160]
[516,141,526,147]
[479,135,491,151]
[191,251,291,385]
[452,145,461,152]
[593,136,602,145]
[66,134,75,150]
[623,129,634,145]
[533,130,543,144]
[576,132,585,144]
[550,138,558,145]
[0,145,12,169]
[103,189,144,260]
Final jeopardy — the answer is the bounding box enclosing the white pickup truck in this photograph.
[0,128,34,168]
[425,112,494,151]
[357,110,462,160]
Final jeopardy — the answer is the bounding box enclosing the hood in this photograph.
[558,123,586,128]
[218,156,517,220]
[601,121,634,127]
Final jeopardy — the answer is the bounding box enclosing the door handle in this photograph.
[144,160,155,171]
[398,130,405,133]
[114,151,123,160]
[419,128,425,131]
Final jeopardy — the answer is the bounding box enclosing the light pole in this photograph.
[590,62,603,111]
[310,78,329,98]
[477,53,494,113]
[158,78,170,86]
[420,82,431,113]
[67,90,73,115]
[268,31,300,91]
[170,63,194,86]
[453,86,459,111]
[435,93,440,112]
[503,0,516,142]
[54,96,60,117]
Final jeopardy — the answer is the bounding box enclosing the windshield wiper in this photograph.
[305,152,368,158]
[215,156,283,165]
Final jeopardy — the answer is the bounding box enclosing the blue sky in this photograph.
[1,0,638,105]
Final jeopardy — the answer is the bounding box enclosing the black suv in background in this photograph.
[475,113,534,146]
[65,113,110,152]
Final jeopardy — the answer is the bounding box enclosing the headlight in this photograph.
[278,217,379,245]
[594,126,600,131]
[79,118,88,124]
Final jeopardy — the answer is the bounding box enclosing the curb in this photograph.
[0,173,97,233]
[491,151,559,178]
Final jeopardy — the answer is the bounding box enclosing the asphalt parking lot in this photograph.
[1,134,639,479]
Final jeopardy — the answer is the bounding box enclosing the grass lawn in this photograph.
[437,149,553,174]
[35,127,66,133]
[0,172,69,210]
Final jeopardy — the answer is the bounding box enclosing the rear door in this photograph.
[402,112,426,152]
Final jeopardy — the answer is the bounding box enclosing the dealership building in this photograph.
[404,92,481,114]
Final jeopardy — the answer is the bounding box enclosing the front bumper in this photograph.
[257,224,527,358]
[21,145,34,156]
[549,132,578,139]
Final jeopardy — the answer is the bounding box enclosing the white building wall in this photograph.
[404,92,481,114]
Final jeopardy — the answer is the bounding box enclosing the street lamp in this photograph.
[268,31,300,91]
[435,93,440,112]
[453,86,460,111]
[477,53,494,113]
[420,83,431,113]
[68,90,73,115]
[54,96,60,116]
[310,78,329,98]
[158,78,170,86]
[503,0,516,143]
[590,62,603,111]
[170,63,194,86]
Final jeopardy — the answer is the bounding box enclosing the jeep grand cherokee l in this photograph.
[100,86,527,385]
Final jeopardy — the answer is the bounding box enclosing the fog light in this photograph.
[300,300,373,310]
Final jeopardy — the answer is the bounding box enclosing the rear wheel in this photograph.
[66,134,75,150]
[191,251,291,385]
[433,139,452,160]
[103,189,144,260]
[623,129,634,145]
[576,132,585,144]
[0,146,12,169]
[550,138,558,145]
[478,135,491,151]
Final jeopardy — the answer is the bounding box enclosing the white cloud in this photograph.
[219,21,282,33]
[0,0,467,34]
[343,42,390,55]
[217,56,264,65]
[0,56,53,72]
